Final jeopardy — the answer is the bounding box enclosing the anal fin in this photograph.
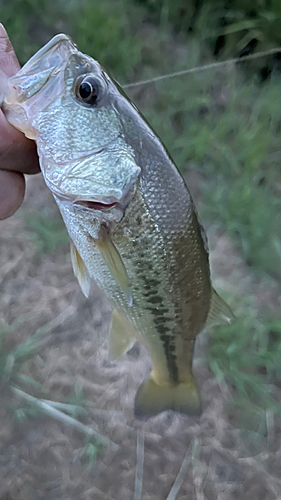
[70,240,91,298]
[109,309,137,360]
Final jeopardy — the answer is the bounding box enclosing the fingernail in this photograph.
[0,24,8,38]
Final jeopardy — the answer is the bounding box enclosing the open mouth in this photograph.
[50,186,119,211]
[74,200,118,211]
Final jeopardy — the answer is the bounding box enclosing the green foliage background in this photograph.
[1,0,281,436]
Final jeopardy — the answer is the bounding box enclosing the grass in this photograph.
[0,312,111,454]
[203,291,281,442]
[1,0,281,437]
[24,210,68,254]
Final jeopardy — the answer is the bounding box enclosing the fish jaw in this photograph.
[4,34,75,106]
[3,34,76,139]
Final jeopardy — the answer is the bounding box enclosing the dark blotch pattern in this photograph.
[135,263,179,383]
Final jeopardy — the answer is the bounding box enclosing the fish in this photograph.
[2,34,234,419]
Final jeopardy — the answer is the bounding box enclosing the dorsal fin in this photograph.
[70,240,91,298]
[206,289,235,328]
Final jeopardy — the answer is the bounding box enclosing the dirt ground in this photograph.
[0,173,281,500]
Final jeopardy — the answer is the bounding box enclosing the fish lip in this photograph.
[23,34,74,67]
[73,200,118,211]
[4,34,76,107]
[52,188,120,212]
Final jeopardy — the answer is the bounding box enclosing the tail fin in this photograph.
[134,374,201,420]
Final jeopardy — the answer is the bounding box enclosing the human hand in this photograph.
[0,24,40,220]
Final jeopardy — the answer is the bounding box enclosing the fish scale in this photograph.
[112,187,178,383]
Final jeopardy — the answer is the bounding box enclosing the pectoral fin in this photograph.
[94,226,132,306]
[109,309,137,360]
[134,374,201,420]
[205,288,235,328]
[70,240,91,298]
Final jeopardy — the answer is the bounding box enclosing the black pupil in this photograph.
[77,78,99,105]
[79,82,94,99]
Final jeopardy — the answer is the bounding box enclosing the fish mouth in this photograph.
[4,34,76,107]
[22,34,75,67]
[73,200,118,211]
[52,188,120,212]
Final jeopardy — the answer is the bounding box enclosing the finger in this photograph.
[0,25,40,175]
[0,109,40,174]
[0,24,20,76]
[0,169,25,220]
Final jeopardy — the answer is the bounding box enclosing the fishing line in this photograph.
[123,47,281,89]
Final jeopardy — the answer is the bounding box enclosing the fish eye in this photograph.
[79,81,95,100]
[75,75,102,106]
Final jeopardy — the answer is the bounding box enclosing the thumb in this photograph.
[0,24,20,78]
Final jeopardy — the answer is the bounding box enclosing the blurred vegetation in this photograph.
[25,211,68,254]
[206,297,281,445]
[0,315,108,452]
[135,0,281,61]
[143,67,281,280]
[1,0,281,435]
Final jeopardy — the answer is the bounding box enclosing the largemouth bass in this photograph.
[3,34,233,418]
